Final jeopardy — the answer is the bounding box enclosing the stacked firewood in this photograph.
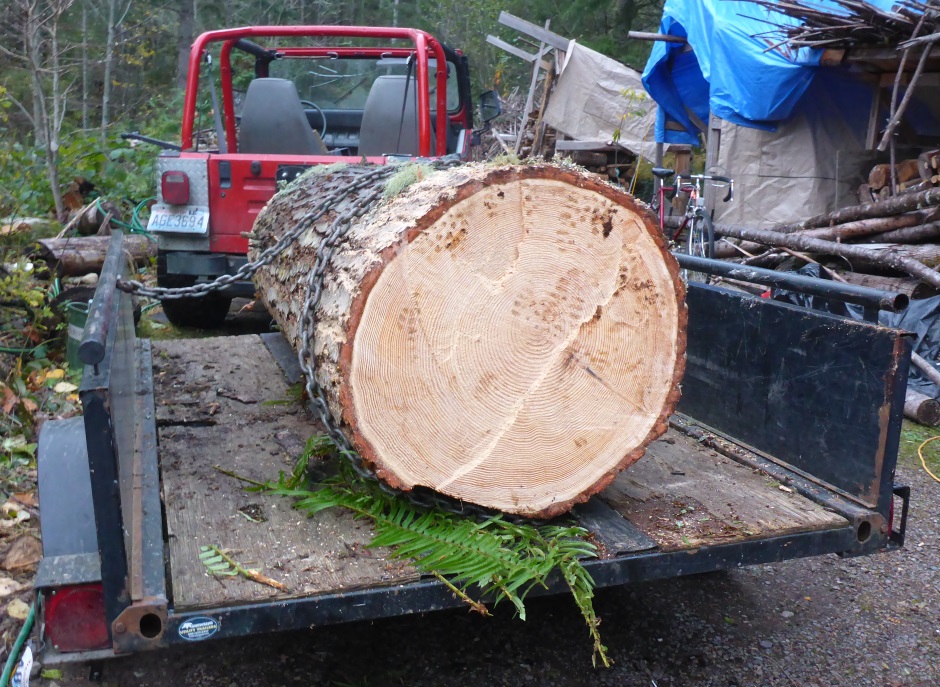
[743,0,938,49]
[863,151,940,201]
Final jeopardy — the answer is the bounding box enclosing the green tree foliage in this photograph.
[0,0,664,217]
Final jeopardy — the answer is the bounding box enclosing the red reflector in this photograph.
[45,584,110,652]
[161,171,190,205]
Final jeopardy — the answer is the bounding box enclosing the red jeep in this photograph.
[145,26,496,327]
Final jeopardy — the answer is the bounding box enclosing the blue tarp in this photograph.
[641,0,898,144]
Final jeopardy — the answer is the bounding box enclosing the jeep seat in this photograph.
[239,78,328,155]
[358,75,437,157]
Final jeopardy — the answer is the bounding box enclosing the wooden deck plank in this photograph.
[600,428,848,551]
[154,334,849,611]
[154,336,418,611]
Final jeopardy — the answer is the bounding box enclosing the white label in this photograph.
[178,616,221,641]
[11,644,32,687]
[148,205,210,235]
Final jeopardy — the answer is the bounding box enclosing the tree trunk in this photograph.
[82,2,89,130]
[251,163,687,518]
[175,0,195,90]
[904,389,940,426]
[36,235,156,276]
[101,0,117,137]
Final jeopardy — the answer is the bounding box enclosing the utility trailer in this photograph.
[35,233,912,662]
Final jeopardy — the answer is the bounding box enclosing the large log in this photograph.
[905,389,940,426]
[36,234,156,276]
[251,163,687,518]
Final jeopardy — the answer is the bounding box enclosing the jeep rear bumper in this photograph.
[157,251,255,298]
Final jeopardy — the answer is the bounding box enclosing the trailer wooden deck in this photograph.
[154,335,846,612]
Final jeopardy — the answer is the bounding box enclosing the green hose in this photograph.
[94,197,156,240]
[0,600,35,686]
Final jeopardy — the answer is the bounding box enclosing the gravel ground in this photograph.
[41,457,938,687]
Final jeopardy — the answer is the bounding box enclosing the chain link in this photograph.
[120,160,527,520]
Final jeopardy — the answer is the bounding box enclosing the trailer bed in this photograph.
[154,334,845,612]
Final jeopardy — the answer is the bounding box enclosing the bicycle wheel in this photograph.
[684,212,713,283]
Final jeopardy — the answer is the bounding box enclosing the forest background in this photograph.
[0,0,664,222]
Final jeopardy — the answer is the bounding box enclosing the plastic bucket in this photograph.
[65,301,90,368]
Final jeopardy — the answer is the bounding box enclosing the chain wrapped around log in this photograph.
[250,162,687,518]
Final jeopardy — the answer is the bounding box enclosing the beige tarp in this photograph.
[543,42,657,162]
[711,77,870,227]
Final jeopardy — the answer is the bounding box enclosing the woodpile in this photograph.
[744,0,939,49]
[250,162,686,517]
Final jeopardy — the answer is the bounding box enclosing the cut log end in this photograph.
[253,163,687,518]
[339,166,686,517]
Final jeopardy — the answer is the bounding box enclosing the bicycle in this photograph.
[650,167,734,281]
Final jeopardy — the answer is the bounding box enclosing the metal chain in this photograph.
[116,164,397,299]
[295,161,518,521]
[119,160,526,520]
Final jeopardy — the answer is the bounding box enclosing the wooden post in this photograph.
[704,112,722,214]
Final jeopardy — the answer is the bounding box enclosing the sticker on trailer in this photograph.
[178,616,221,641]
[148,204,210,234]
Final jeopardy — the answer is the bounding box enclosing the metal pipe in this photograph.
[79,231,125,366]
[674,253,909,313]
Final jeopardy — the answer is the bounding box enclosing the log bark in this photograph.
[855,222,940,244]
[773,187,940,234]
[36,235,156,276]
[831,270,938,300]
[712,224,940,289]
[250,163,687,518]
[798,210,936,240]
[869,160,920,190]
[904,389,940,426]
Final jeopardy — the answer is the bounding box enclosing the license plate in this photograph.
[148,205,210,234]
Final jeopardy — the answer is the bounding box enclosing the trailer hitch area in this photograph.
[111,597,168,653]
[838,512,886,558]
[889,484,911,549]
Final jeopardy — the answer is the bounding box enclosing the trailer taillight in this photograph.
[161,171,191,205]
[45,583,110,652]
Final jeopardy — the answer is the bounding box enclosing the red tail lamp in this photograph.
[45,583,110,652]
[161,171,191,205]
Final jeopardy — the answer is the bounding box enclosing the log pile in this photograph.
[250,162,686,517]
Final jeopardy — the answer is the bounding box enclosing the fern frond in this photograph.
[249,433,610,667]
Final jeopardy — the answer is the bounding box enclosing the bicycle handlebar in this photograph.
[675,174,734,203]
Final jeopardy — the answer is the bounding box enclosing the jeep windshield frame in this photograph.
[181,26,450,156]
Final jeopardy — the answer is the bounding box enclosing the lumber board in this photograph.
[154,336,419,611]
[600,428,847,552]
[498,11,571,51]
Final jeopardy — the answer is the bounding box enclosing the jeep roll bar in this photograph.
[182,26,450,156]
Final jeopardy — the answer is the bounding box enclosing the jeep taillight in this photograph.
[45,583,110,652]
[161,171,191,205]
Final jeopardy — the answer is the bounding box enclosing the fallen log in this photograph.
[799,210,936,240]
[36,234,156,276]
[774,186,940,234]
[904,389,940,426]
[832,271,938,300]
[911,352,940,390]
[855,222,940,244]
[712,224,940,289]
[250,162,687,518]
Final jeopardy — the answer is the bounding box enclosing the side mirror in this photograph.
[479,91,502,124]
